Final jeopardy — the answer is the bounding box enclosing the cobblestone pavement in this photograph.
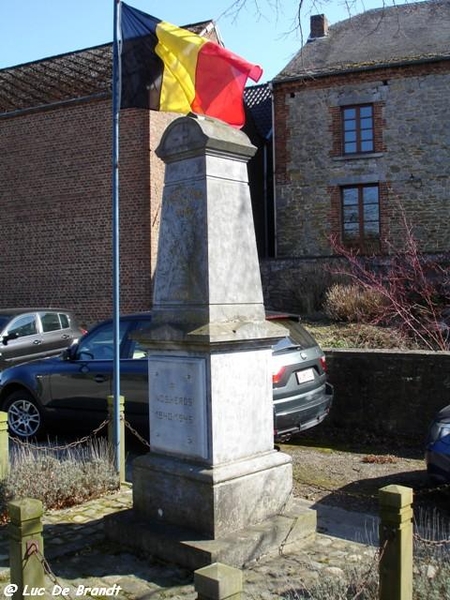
[0,486,378,599]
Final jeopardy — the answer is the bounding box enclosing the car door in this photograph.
[38,311,74,357]
[47,320,131,422]
[0,312,44,367]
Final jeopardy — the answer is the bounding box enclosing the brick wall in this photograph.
[273,61,450,258]
[0,99,156,327]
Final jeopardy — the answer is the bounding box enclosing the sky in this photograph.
[1,0,404,82]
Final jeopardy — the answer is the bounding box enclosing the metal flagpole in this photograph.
[111,0,121,475]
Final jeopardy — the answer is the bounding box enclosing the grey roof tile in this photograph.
[275,0,450,82]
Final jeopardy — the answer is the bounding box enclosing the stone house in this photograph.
[264,0,450,313]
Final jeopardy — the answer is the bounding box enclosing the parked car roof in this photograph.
[0,308,74,315]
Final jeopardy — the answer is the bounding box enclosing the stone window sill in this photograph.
[333,152,384,161]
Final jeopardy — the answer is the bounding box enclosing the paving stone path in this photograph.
[0,486,378,599]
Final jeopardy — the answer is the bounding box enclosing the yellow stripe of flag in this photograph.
[156,21,207,114]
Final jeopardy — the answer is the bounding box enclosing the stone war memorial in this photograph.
[106,114,316,569]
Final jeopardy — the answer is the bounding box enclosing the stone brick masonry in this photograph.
[273,61,450,258]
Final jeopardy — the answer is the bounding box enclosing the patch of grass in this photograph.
[292,464,342,490]
[283,443,334,455]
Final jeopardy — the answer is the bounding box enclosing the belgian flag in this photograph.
[120,2,262,128]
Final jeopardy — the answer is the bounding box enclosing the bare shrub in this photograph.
[413,508,450,599]
[304,320,416,349]
[1,438,118,514]
[283,562,379,599]
[328,206,450,350]
[281,527,450,600]
[291,266,336,315]
[324,283,387,323]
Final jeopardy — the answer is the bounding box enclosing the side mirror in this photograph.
[1,332,19,346]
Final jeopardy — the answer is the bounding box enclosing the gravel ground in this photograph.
[278,433,450,520]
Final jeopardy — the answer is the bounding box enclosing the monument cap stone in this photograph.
[156,113,257,162]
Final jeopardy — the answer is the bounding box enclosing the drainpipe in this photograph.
[269,81,278,258]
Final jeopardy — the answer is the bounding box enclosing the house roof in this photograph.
[243,83,272,139]
[0,44,113,115]
[0,21,215,116]
[274,0,450,82]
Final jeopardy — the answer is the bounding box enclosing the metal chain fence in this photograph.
[6,419,450,557]
[9,419,110,452]
[124,419,151,449]
[295,478,450,548]
[27,545,77,600]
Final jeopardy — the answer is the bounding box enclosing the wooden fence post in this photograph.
[107,394,126,484]
[379,484,413,600]
[194,563,243,600]
[0,411,9,479]
[8,498,45,600]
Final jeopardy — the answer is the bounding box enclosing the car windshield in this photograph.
[0,317,12,331]
[77,320,129,360]
[272,318,316,350]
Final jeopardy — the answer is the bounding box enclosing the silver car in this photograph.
[0,308,85,370]
[268,313,334,442]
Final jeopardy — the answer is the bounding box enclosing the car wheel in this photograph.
[3,390,44,439]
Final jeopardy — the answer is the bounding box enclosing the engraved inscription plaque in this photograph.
[148,356,207,459]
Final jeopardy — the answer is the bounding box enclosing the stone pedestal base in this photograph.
[132,450,293,538]
[104,450,317,570]
[104,498,317,570]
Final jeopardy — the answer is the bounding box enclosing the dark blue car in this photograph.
[425,404,450,484]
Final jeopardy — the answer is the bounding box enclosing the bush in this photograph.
[324,283,387,323]
[0,437,119,517]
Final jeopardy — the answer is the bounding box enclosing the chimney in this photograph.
[310,14,329,39]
